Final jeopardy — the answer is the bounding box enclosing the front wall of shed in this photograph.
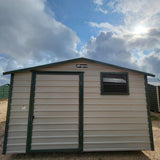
[6,60,151,153]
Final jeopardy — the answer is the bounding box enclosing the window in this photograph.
[101,72,129,95]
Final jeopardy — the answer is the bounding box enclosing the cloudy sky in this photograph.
[1,0,160,85]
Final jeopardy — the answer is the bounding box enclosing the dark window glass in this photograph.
[101,73,129,95]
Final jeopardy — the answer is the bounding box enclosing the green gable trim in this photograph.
[3,57,154,77]
[144,75,154,150]
[2,74,14,154]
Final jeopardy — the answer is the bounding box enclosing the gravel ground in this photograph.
[0,104,160,160]
[142,113,160,160]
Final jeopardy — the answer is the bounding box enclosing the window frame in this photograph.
[100,72,129,95]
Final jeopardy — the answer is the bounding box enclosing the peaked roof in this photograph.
[3,57,155,77]
[149,82,160,86]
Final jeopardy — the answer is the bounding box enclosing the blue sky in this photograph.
[0,0,160,84]
[46,0,124,45]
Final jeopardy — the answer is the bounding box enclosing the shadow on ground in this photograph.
[7,151,151,160]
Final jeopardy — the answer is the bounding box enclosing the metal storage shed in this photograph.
[0,84,9,99]
[148,84,160,112]
[3,57,154,154]
[0,84,9,110]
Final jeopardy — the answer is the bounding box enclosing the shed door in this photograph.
[27,72,83,152]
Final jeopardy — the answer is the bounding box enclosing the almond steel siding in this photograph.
[39,60,151,151]
[6,72,31,153]
[31,74,79,150]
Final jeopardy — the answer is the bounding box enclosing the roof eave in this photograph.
[3,57,155,77]
[80,58,155,77]
[3,57,84,75]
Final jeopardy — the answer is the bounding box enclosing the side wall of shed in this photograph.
[157,86,160,112]
[149,85,158,112]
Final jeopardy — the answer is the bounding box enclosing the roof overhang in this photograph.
[3,57,155,77]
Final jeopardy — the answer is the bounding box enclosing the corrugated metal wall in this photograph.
[83,72,150,151]
[148,84,158,112]
[31,74,79,150]
[40,61,151,151]
[0,84,9,99]
[6,60,151,153]
[6,72,31,153]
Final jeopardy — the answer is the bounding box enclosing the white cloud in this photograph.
[93,0,108,15]
[82,32,134,67]
[1,0,160,86]
[111,0,160,28]
[89,22,127,35]
[0,0,80,85]
[82,30,160,76]
[0,0,80,62]
[0,55,20,85]
[90,0,160,36]
[127,28,160,52]
[141,49,160,74]
[93,0,104,6]
[97,8,108,14]
[88,0,160,78]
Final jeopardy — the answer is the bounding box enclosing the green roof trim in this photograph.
[3,57,155,77]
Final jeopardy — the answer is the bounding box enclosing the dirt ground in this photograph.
[0,103,160,160]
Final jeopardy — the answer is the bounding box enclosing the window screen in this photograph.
[101,72,129,95]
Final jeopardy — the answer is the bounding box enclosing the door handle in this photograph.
[31,115,35,122]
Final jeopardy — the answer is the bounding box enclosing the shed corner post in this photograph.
[2,73,14,154]
[144,75,154,151]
